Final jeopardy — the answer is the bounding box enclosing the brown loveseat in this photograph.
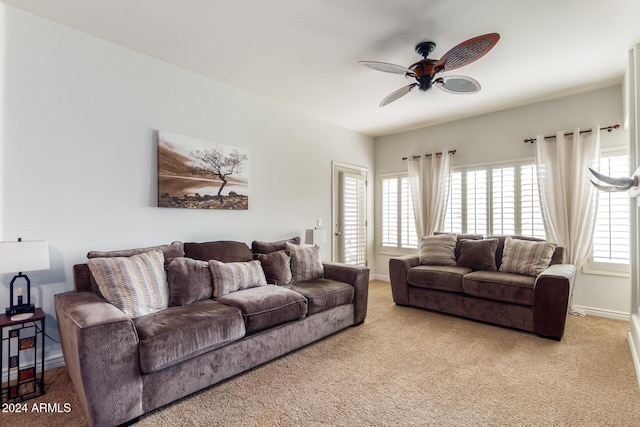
[55,239,369,427]
[389,234,575,340]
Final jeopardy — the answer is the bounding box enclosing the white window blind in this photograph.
[592,152,630,265]
[380,174,417,250]
[342,173,367,265]
[443,162,545,238]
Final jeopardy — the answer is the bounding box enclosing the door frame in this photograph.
[331,161,368,264]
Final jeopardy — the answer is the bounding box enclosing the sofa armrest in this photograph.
[55,291,143,427]
[323,262,369,325]
[533,263,576,340]
[389,255,420,305]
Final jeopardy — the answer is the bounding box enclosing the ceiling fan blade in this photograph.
[359,61,415,76]
[380,83,418,107]
[437,33,500,71]
[434,75,481,94]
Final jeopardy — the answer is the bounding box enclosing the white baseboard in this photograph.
[1,353,65,380]
[629,315,640,390]
[572,305,630,321]
[370,274,389,282]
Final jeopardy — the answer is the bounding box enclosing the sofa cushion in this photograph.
[87,250,169,318]
[499,237,556,277]
[462,271,536,306]
[133,299,245,373]
[165,257,213,306]
[285,279,354,315]
[419,234,457,266]
[457,238,499,271]
[87,241,184,259]
[286,243,324,282]
[251,237,300,254]
[215,285,308,334]
[184,240,253,262]
[254,250,293,285]
[208,260,267,297]
[407,265,472,292]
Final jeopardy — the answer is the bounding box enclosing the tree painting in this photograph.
[158,131,249,210]
[190,147,248,202]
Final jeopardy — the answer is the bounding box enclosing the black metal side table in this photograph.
[0,308,45,403]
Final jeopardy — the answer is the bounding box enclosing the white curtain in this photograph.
[535,129,600,314]
[407,152,451,238]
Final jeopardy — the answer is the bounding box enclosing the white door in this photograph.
[333,163,367,265]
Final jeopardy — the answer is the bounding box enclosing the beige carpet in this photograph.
[6,281,640,426]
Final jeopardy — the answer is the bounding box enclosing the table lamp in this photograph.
[0,238,50,319]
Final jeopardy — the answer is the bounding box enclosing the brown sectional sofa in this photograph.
[55,239,369,427]
[389,234,576,340]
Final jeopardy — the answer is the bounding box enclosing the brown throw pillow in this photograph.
[251,237,301,254]
[254,250,292,285]
[165,257,213,306]
[457,239,499,271]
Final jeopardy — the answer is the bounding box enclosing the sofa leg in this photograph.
[537,334,562,341]
[117,417,140,427]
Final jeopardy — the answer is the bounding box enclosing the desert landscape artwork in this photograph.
[158,131,249,209]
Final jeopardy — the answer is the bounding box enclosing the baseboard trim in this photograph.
[629,315,640,390]
[1,353,65,381]
[371,274,389,282]
[572,305,630,321]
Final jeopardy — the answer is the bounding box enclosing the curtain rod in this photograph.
[523,124,620,144]
[402,149,457,161]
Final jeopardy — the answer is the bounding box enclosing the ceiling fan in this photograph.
[359,33,500,106]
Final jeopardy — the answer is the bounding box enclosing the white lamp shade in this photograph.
[0,240,50,274]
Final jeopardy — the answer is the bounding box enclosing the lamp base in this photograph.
[5,303,36,316]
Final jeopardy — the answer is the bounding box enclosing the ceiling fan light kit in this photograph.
[360,33,500,106]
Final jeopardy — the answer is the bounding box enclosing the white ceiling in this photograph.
[4,0,640,137]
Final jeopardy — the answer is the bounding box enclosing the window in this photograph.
[584,150,630,276]
[380,174,418,251]
[443,162,545,238]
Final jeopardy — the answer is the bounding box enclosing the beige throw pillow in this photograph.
[208,259,267,297]
[419,234,457,266]
[87,250,169,318]
[499,237,557,276]
[285,243,324,282]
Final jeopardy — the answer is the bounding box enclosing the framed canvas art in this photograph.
[158,131,249,209]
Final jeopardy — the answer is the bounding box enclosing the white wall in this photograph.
[0,6,374,363]
[374,85,631,317]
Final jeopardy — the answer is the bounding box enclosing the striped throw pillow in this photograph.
[87,250,169,318]
[419,234,457,265]
[285,243,324,282]
[208,259,267,297]
[499,237,557,276]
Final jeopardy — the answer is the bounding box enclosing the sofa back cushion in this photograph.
[251,237,300,254]
[184,240,253,262]
[87,250,169,318]
[87,241,184,259]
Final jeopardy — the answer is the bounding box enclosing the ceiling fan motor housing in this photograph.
[409,58,440,91]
